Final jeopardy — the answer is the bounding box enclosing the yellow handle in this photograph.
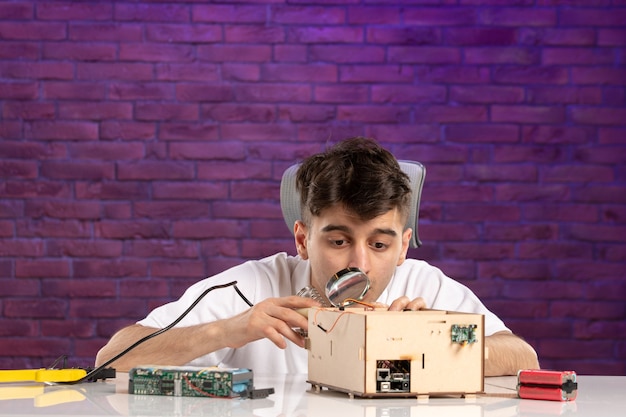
[0,369,87,383]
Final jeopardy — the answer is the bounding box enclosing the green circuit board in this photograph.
[129,366,253,398]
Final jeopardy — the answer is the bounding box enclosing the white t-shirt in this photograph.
[137,252,509,373]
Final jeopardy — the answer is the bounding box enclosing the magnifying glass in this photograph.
[297,267,370,307]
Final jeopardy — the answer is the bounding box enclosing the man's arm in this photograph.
[484,331,540,376]
[95,296,319,372]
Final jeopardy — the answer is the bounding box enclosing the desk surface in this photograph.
[0,373,623,417]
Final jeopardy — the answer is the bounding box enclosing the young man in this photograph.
[96,137,539,376]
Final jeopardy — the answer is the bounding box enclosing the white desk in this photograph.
[0,373,623,417]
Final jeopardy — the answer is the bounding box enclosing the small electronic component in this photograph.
[129,366,254,398]
[517,369,578,401]
[451,324,478,345]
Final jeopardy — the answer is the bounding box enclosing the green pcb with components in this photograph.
[451,324,478,344]
[129,366,253,398]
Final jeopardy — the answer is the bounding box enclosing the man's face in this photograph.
[294,205,411,305]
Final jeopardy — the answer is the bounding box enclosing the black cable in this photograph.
[60,280,250,384]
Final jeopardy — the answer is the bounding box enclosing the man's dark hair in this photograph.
[296,137,412,225]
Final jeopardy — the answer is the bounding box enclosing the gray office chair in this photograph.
[280,160,426,248]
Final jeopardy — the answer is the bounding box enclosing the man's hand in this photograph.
[387,296,427,311]
[224,296,320,350]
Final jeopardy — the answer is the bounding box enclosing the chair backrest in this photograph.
[279,160,426,248]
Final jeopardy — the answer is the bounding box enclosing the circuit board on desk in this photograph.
[128,365,253,398]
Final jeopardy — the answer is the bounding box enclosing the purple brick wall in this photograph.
[1,1,624,375]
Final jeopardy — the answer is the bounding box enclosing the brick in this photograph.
[3,102,54,120]
[225,24,285,43]
[152,181,229,200]
[42,280,116,298]
[46,240,123,258]
[160,122,220,141]
[424,184,494,202]
[0,22,66,40]
[242,239,294,259]
[492,105,565,123]
[1,181,70,199]
[598,29,626,46]
[366,124,441,143]
[444,28,516,45]
[169,141,246,160]
[4,298,67,319]
[487,300,549,319]
[69,299,144,318]
[560,8,626,26]
[0,42,38,59]
[41,161,114,180]
[480,8,556,26]
[274,6,346,25]
[0,319,37,337]
[234,83,311,102]
[96,221,170,239]
[198,44,271,62]
[415,65,490,83]
[495,184,569,201]
[493,66,568,84]
[75,181,150,200]
[120,279,170,298]
[419,224,480,241]
[519,242,592,259]
[414,105,487,123]
[192,5,266,23]
[73,259,147,278]
[528,86,602,105]
[0,160,38,179]
[200,240,241,258]
[219,123,296,141]
[109,82,175,100]
[478,261,553,280]
[522,203,598,222]
[68,142,145,160]
[443,242,515,260]
[0,61,73,80]
[0,279,39,297]
[0,2,32,19]
[314,85,368,104]
[574,185,626,204]
[146,23,222,43]
[465,47,539,65]
[0,339,71,356]
[450,86,524,104]
[26,121,98,140]
[126,240,198,258]
[43,81,106,100]
[40,319,95,338]
[37,2,112,20]
[201,103,275,122]
[507,320,572,339]
[566,224,626,243]
[556,261,625,281]
[133,201,211,220]
[151,260,206,278]
[175,84,234,102]
[222,63,262,82]
[273,45,307,63]
[0,82,38,99]
[348,6,400,25]
[117,161,194,180]
[120,42,194,62]
[69,23,142,42]
[446,203,521,221]
[522,126,594,144]
[572,68,625,85]
[446,124,519,143]
[543,47,614,66]
[519,28,595,46]
[366,27,438,45]
[16,260,70,278]
[77,63,153,81]
[552,301,625,320]
[100,121,156,141]
[279,105,336,122]
[25,200,102,220]
[337,105,411,123]
[388,46,460,64]
[262,64,338,82]
[156,63,221,82]
[572,107,626,125]
[503,282,586,300]
[404,7,477,25]
[43,42,117,61]
[372,85,446,103]
[213,201,280,219]
[115,3,189,22]
[136,103,198,121]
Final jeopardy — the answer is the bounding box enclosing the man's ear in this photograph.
[397,228,412,266]
[294,220,309,259]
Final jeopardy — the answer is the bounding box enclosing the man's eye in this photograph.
[332,240,345,246]
[372,242,387,249]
